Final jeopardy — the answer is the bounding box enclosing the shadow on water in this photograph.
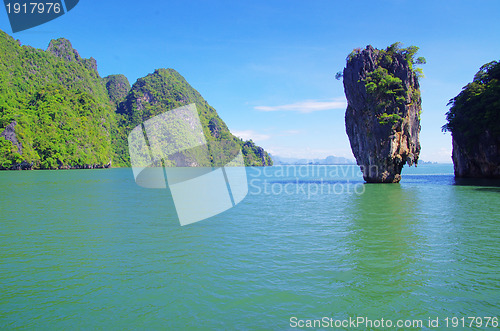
[453,177,500,188]
[474,187,500,193]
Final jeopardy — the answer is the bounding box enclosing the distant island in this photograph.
[271,155,441,166]
[271,154,355,165]
[0,30,272,170]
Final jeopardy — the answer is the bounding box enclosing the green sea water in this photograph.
[1,165,499,330]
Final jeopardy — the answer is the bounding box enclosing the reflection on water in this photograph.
[342,184,425,316]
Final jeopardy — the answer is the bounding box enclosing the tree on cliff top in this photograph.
[442,60,500,149]
[343,43,426,126]
[337,42,426,80]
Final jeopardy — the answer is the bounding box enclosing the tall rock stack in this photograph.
[443,60,500,178]
[343,44,423,183]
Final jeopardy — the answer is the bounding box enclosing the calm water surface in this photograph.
[1,165,499,330]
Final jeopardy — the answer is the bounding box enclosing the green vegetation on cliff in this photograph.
[364,43,424,125]
[113,68,272,167]
[342,42,425,126]
[442,60,500,150]
[0,30,272,169]
[0,31,114,169]
[0,135,22,169]
[104,74,131,105]
[241,139,273,166]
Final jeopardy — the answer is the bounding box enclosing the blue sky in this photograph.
[2,0,499,162]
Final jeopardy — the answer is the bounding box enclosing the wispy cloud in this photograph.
[232,130,271,142]
[254,98,346,114]
[281,130,301,135]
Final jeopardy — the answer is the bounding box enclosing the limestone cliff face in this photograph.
[452,131,500,178]
[343,45,422,183]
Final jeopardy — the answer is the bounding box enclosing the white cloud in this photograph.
[281,130,301,135]
[254,98,347,114]
[232,130,271,142]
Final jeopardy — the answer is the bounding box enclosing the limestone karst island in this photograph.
[341,43,424,183]
[0,30,272,170]
[443,60,500,178]
[341,42,499,182]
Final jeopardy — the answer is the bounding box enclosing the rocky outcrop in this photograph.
[0,121,22,154]
[47,38,82,62]
[47,38,98,74]
[343,44,422,183]
[444,61,500,178]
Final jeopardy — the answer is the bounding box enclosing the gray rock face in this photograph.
[343,45,421,183]
[0,121,22,154]
[47,38,81,62]
[452,131,500,178]
[47,38,98,74]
